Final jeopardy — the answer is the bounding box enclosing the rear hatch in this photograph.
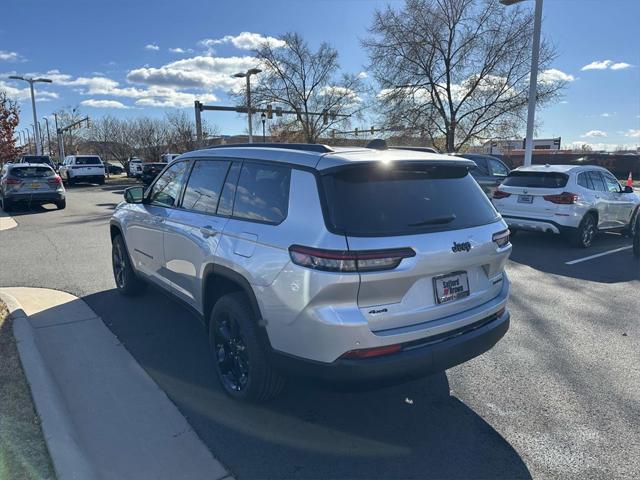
[7,166,59,193]
[73,156,104,176]
[143,163,165,176]
[494,170,570,219]
[320,162,510,332]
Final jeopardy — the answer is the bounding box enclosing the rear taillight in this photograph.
[543,192,578,204]
[4,178,20,185]
[48,175,62,186]
[288,245,415,273]
[341,344,402,359]
[492,229,510,248]
[492,190,511,199]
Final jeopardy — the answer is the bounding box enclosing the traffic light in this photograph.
[266,104,273,119]
[370,126,375,135]
[275,106,283,117]
[354,128,358,137]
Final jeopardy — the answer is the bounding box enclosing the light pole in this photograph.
[43,117,53,156]
[500,0,543,167]
[25,129,32,154]
[261,112,266,142]
[232,68,262,143]
[8,75,53,156]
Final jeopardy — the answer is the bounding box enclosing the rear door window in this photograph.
[321,163,498,237]
[232,163,290,224]
[502,171,569,188]
[489,158,509,177]
[182,160,231,214]
[602,172,622,193]
[588,171,607,192]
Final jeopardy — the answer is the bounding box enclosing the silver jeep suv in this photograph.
[110,143,512,401]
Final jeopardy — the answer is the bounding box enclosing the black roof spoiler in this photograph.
[201,143,334,154]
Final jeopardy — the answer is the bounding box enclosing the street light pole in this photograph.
[8,75,53,156]
[500,0,543,167]
[43,117,53,156]
[232,68,262,143]
[261,113,266,142]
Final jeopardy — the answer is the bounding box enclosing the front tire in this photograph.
[209,292,285,402]
[571,213,597,248]
[55,199,66,210]
[112,235,146,295]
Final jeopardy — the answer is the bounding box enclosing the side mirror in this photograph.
[624,185,634,194]
[124,186,145,204]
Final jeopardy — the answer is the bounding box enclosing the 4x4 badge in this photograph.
[452,241,471,253]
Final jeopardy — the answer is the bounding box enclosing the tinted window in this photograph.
[233,163,290,224]
[75,156,102,165]
[182,160,231,214]
[489,158,509,177]
[588,171,607,192]
[21,155,51,165]
[217,162,242,217]
[321,164,499,237]
[149,161,188,207]
[468,156,489,176]
[577,172,594,189]
[602,173,621,193]
[10,166,54,178]
[502,171,568,188]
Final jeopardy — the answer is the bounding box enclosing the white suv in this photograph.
[110,143,512,401]
[59,155,106,186]
[492,164,639,248]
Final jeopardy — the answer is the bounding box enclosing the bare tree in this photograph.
[251,32,364,143]
[364,0,566,152]
[87,116,136,167]
[55,105,86,155]
[165,111,219,152]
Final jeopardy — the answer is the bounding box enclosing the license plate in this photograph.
[518,195,533,203]
[30,183,42,189]
[434,272,470,304]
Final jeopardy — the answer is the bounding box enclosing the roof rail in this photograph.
[202,142,334,154]
[389,146,440,154]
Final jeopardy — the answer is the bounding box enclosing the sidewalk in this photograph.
[0,209,17,231]
[0,287,231,480]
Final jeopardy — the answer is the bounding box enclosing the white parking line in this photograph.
[565,246,633,265]
[0,209,17,231]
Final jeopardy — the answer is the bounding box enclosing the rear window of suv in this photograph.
[502,171,568,188]
[11,166,54,178]
[75,156,102,165]
[321,163,499,236]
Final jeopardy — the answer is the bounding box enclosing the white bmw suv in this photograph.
[492,164,639,248]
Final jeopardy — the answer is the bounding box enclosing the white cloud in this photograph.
[199,32,286,51]
[0,79,59,102]
[0,50,23,61]
[581,129,607,138]
[625,129,640,138]
[80,99,130,109]
[611,62,632,70]
[581,60,632,71]
[600,112,614,117]
[357,71,368,79]
[319,85,362,106]
[134,90,218,108]
[127,55,258,90]
[581,60,613,71]
[539,68,575,83]
[145,44,160,51]
[560,100,569,104]
[169,47,191,53]
[565,141,639,152]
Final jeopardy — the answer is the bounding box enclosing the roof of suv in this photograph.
[180,144,475,171]
[513,164,609,174]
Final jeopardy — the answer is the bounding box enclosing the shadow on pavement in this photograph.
[509,230,639,283]
[84,287,532,480]
[4,204,58,216]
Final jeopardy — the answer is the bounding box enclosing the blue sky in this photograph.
[2,0,639,150]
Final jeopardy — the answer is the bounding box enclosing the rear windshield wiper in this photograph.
[407,215,456,227]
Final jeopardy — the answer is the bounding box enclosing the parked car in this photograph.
[128,158,143,178]
[110,143,512,401]
[0,163,65,211]
[20,155,57,171]
[492,164,640,248]
[106,163,125,175]
[141,162,167,186]
[160,153,180,163]
[58,155,106,186]
[454,153,510,196]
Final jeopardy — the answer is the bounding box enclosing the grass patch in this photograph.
[0,301,55,480]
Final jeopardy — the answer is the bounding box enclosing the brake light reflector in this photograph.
[4,178,20,185]
[289,245,415,273]
[341,343,402,359]
[543,192,578,204]
[492,190,511,199]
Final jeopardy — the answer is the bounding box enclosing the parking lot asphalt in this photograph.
[1,183,639,479]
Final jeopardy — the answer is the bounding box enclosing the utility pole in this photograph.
[54,113,64,162]
[194,101,203,145]
[8,75,53,155]
[232,68,262,143]
[43,117,52,156]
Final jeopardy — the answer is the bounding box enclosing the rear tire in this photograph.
[55,199,66,210]
[571,213,597,248]
[1,196,12,212]
[112,235,146,296]
[98,177,105,185]
[209,292,285,402]
[66,175,74,187]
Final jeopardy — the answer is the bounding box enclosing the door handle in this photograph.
[200,226,217,238]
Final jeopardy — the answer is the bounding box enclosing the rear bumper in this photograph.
[502,215,576,234]
[272,309,510,383]
[5,191,64,203]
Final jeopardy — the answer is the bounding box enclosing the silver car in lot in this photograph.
[492,164,639,248]
[0,163,66,211]
[110,144,512,401]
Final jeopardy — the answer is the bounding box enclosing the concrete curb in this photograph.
[1,290,98,480]
[0,209,17,231]
[1,288,232,480]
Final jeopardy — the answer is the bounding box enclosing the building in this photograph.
[483,138,561,155]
